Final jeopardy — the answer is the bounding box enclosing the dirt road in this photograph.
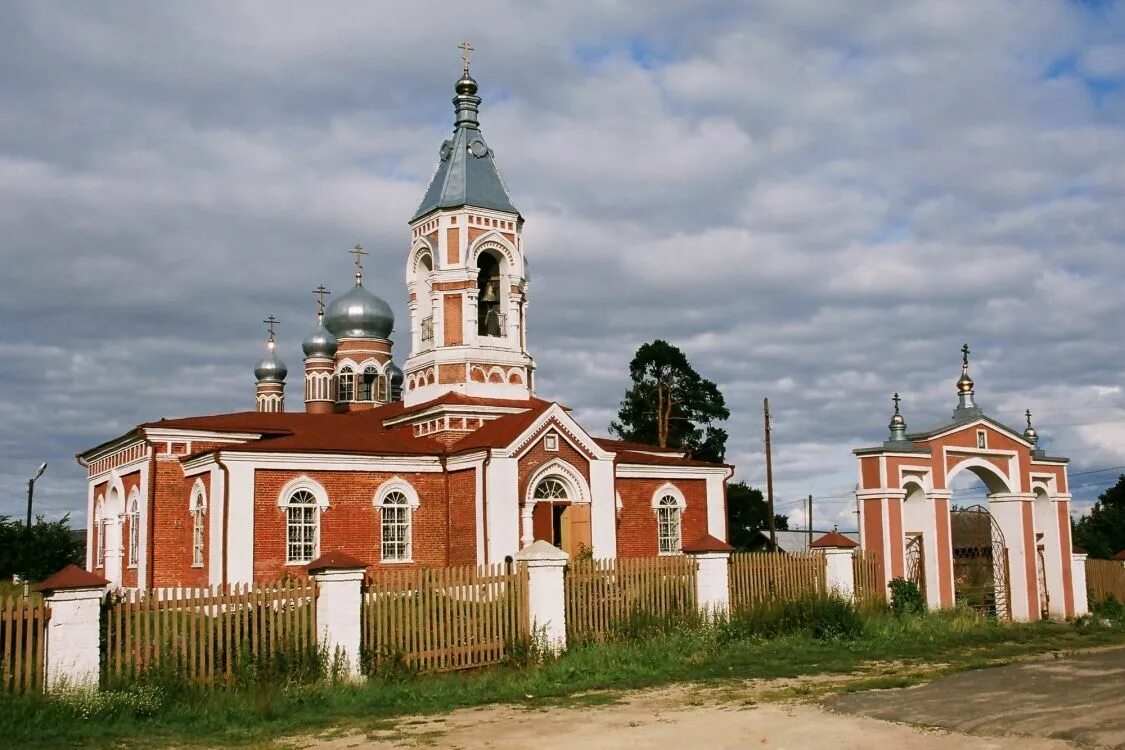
[296,647,1125,749]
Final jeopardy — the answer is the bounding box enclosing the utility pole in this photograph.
[807,494,813,549]
[764,398,776,550]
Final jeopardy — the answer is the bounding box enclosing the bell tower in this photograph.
[402,48,534,406]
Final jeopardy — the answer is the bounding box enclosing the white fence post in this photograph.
[308,551,367,680]
[38,565,109,691]
[683,534,733,616]
[1072,552,1089,617]
[811,531,858,600]
[515,540,568,653]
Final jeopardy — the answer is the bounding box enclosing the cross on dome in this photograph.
[458,40,474,73]
[263,315,280,346]
[311,285,331,318]
[350,244,368,286]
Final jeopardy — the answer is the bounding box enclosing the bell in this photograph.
[480,281,498,302]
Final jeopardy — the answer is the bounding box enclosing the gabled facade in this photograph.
[76,65,733,590]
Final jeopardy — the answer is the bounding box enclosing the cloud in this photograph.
[1,0,1123,530]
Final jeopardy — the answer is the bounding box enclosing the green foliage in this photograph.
[721,595,864,642]
[888,578,925,616]
[0,514,82,583]
[726,481,789,548]
[609,339,730,463]
[1091,594,1125,623]
[1072,474,1125,559]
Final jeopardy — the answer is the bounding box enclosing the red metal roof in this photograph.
[810,530,859,549]
[593,437,684,455]
[36,564,109,591]
[450,402,554,453]
[614,450,729,468]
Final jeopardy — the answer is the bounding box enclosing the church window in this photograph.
[286,490,319,564]
[656,495,682,555]
[476,252,502,337]
[544,434,558,452]
[976,430,987,449]
[534,478,569,500]
[376,374,389,403]
[380,491,412,562]
[362,365,379,401]
[191,489,206,567]
[338,366,355,402]
[95,496,105,569]
[127,490,140,568]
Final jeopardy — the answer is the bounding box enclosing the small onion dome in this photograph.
[386,360,404,387]
[956,368,974,395]
[324,284,394,339]
[1024,410,1040,445]
[889,411,905,429]
[455,71,478,96]
[254,346,288,383]
[302,322,338,359]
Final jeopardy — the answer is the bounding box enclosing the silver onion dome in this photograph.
[302,322,339,359]
[387,360,404,386]
[254,346,288,383]
[324,284,394,339]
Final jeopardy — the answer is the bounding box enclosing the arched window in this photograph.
[95,496,105,569]
[380,491,412,562]
[534,478,569,500]
[338,366,355,402]
[376,374,389,403]
[127,490,140,568]
[191,489,206,567]
[656,495,682,555]
[286,489,319,564]
[361,365,378,401]
[476,252,502,337]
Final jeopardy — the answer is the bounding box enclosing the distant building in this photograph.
[76,64,733,590]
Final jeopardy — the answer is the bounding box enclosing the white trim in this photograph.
[190,480,207,569]
[126,487,141,569]
[524,458,590,505]
[944,454,1015,494]
[217,453,443,472]
[374,480,416,564]
[652,484,686,555]
[915,417,1034,447]
[503,404,615,461]
[276,475,330,509]
[373,477,421,509]
[615,464,729,479]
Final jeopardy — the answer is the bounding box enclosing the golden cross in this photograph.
[263,315,280,343]
[458,40,474,72]
[350,243,368,284]
[311,285,331,316]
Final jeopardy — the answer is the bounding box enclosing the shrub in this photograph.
[1092,594,1125,623]
[888,578,925,616]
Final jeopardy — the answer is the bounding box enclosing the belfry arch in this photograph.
[853,347,1079,621]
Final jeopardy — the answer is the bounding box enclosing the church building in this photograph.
[76,63,734,590]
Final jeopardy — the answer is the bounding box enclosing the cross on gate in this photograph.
[458,41,474,72]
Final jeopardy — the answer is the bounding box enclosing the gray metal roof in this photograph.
[412,73,518,221]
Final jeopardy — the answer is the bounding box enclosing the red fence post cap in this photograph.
[810,531,859,549]
[35,564,109,593]
[682,533,735,553]
[307,550,368,574]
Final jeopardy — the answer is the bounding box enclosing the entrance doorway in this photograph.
[950,504,1010,619]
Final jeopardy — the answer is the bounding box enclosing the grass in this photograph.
[4,601,1125,749]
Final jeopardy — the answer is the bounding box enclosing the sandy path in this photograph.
[296,682,1074,750]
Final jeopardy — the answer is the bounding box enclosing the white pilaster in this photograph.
[989,493,1035,622]
[824,548,857,600]
[309,563,365,679]
[225,460,255,584]
[1072,553,1089,617]
[691,552,730,616]
[589,459,617,559]
[41,573,108,691]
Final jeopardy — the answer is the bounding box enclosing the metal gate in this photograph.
[950,505,1010,620]
[905,533,926,600]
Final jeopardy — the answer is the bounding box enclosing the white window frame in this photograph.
[652,484,687,556]
[338,365,356,402]
[544,433,559,452]
[190,483,207,568]
[374,478,420,564]
[278,476,330,565]
[976,430,987,449]
[95,496,105,569]
[127,489,140,569]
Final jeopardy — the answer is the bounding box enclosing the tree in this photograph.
[1072,474,1125,559]
[725,480,789,549]
[609,339,730,463]
[0,514,82,583]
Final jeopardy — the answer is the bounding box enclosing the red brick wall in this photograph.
[252,469,475,580]
[121,470,142,589]
[615,478,707,557]
[150,461,209,588]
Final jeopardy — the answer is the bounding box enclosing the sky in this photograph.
[1,1,1124,532]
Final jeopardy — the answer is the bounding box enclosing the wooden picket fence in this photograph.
[1,596,49,694]
[852,551,886,609]
[361,563,528,675]
[1086,559,1125,605]
[728,552,825,610]
[102,578,318,687]
[565,556,697,641]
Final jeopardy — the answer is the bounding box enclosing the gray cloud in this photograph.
[1,1,1123,531]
